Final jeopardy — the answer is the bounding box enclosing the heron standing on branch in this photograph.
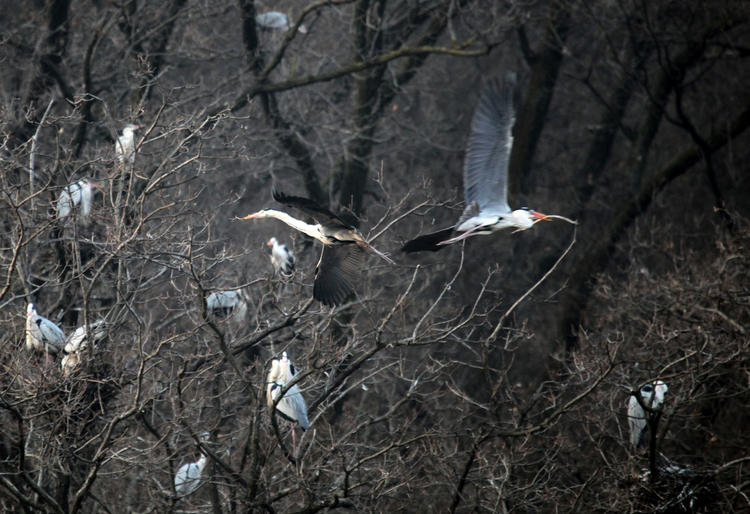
[25,303,65,363]
[628,380,668,449]
[267,351,309,456]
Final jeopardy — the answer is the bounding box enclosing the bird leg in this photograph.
[358,242,395,265]
[291,422,297,458]
[437,225,484,245]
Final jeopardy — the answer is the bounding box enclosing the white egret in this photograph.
[402,73,549,252]
[242,190,394,306]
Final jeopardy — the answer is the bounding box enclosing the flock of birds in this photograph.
[23,71,665,498]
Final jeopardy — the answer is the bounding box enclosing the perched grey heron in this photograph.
[116,123,141,166]
[401,73,549,253]
[60,320,106,375]
[242,190,394,306]
[205,290,246,320]
[57,179,102,219]
[267,351,309,454]
[174,432,211,498]
[267,237,295,276]
[25,303,65,362]
[255,11,307,34]
[628,380,668,448]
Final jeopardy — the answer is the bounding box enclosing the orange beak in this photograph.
[266,240,273,247]
[531,210,549,221]
[241,213,260,220]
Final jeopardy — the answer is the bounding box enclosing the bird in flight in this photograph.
[242,190,394,306]
[402,73,548,253]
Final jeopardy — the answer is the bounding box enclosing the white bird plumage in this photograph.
[116,123,140,166]
[628,380,668,448]
[205,290,246,319]
[255,11,307,33]
[61,320,106,375]
[401,73,549,252]
[267,237,295,276]
[57,179,101,219]
[25,303,65,360]
[267,352,309,454]
[174,432,211,498]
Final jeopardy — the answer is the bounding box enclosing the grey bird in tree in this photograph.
[205,290,246,320]
[242,190,394,306]
[267,351,309,455]
[628,380,668,448]
[267,237,295,276]
[116,123,141,166]
[255,11,308,33]
[25,303,65,363]
[174,432,211,498]
[57,179,103,219]
[402,73,548,253]
[60,320,107,375]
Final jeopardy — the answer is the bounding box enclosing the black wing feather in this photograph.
[272,189,350,228]
[313,245,365,306]
[401,227,456,253]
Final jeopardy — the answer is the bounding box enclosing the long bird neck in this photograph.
[262,210,323,240]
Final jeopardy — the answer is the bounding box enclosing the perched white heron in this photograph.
[116,123,141,166]
[60,320,106,375]
[628,380,668,448]
[25,303,65,362]
[242,190,394,306]
[267,237,295,276]
[402,73,549,252]
[174,432,211,498]
[255,11,308,34]
[57,179,102,219]
[205,290,246,320]
[267,351,309,454]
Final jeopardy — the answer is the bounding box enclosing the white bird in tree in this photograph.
[267,351,309,455]
[628,380,668,449]
[174,432,211,498]
[267,237,295,276]
[255,11,308,34]
[242,190,395,306]
[25,303,65,363]
[116,123,141,166]
[60,320,106,375]
[205,290,246,320]
[57,179,102,219]
[402,73,549,253]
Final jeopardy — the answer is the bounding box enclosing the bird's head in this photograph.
[123,123,141,133]
[511,208,548,229]
[27,303,35,317]
[267,237,278,247]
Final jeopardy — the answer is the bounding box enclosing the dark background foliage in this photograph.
[1,0,749,512]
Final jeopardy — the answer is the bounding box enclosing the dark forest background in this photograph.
[1,0,749,512]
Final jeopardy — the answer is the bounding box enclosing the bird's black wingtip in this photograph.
[400,228,455,253]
